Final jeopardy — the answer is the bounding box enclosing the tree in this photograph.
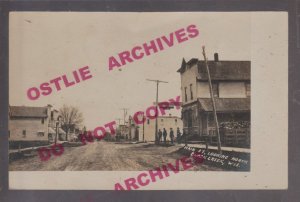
[59,105,84,141]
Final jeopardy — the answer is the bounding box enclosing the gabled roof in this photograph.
[198,98,250,112]
[48,127,56,134]
[9,106,48,118]
[177,58,251,81]
[48,127,66,134]
[59,128,66,134]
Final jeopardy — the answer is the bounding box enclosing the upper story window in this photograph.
[219,82,246,98]
[197,82,219,98]
[197,82,210,98]
[184,87,188,102]
[41,118,44,124]
[147,119,150,125]
[51,111,54,120]
[37,132,45,137]
[190,84,193,100]
[22,130,26,138]
[212,83,219,97]
[245,82,251,97]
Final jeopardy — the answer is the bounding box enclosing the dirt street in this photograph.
[9,142,221,171]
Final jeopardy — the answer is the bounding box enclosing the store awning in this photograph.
[48,127,56,134]
[58,128,66,134]
[48,127,66,134]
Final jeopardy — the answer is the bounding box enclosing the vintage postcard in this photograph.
[8,12,287,190]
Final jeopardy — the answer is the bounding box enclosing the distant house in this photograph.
[138,115,183,142]
[117,124,129,140]
[66,124,81,142]
[177,53,250,147]
[128,116,139,141]
[48,108,67,142]
[9,105,66,146]
[115,116,139,141]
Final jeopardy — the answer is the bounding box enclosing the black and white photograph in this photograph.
[7,12,287,190]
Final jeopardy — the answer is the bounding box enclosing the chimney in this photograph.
[46,104,53,119]
[214,53,219,62]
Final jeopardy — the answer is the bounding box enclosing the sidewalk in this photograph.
[9,141,73,155]
[9,145,50,155]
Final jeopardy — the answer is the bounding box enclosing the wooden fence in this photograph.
[208,128,250,147]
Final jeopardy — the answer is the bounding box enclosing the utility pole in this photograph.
[128,116,132,140]
[115,118,122,126]
[54,116,62,145]
[146,79,168,144]
[120,108,129,141]
[55,122,58,145]
[115,118,122,142]
[142,114,145,142]
[137,113,145,142]
[202,46,222,154]
[120,108,129,125]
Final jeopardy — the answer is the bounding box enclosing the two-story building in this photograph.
[117,124,129,140]
[115,116,139,141]
[177,53,250,147]
[9,105,51,142]
[48,108,67,142]
[138,114,183,142]
[9,104,66,148]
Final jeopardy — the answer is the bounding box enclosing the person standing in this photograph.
[176,127,181,144]
[170,128,174,144]
[158,129,162,144]
[163,128,167,145]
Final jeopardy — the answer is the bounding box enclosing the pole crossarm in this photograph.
[146,78,168,144]
[120,108,129,125]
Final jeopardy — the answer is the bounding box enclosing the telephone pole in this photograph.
[202,46,222,154]
[115,118,122,126]
[146,79,168,144]
[120,108,129,125]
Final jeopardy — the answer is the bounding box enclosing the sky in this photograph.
[9,12,251,129]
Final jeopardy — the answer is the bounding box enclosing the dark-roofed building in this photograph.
[10,106,48,118]
[9,105,66,145]
[177,53,250,147]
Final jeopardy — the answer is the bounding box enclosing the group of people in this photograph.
[157,127,182,145]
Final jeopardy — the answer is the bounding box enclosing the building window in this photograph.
[51,111,54,120]
[37,132,45,137]
[190,84,193,100]
[41,118,44,124]
[246,82,251,97]
[175,119,177,124]
[212,83,219,97]
[22,130,26,138]
[147,119,150,124]
[219,82,246,98]
[161,119,163,122]
[184,87,188,102]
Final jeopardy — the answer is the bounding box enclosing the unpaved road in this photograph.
[9,142,221,171]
